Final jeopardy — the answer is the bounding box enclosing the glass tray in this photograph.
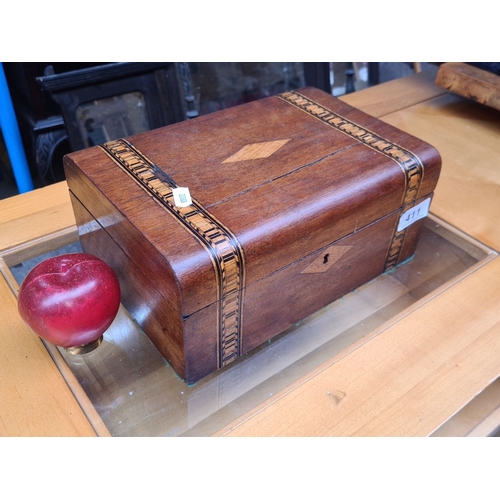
[9,215,497,436]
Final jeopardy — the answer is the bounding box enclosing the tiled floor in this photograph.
[0,62,433,201]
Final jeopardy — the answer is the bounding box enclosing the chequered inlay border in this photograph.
[279,90,426,270]
[99,139,245,368]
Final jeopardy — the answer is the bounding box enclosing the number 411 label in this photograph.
[397,198,431,231]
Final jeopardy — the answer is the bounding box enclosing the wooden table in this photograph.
[2,67,500,437]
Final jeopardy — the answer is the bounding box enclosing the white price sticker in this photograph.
[172,187,192,208]
[397,198,431,231]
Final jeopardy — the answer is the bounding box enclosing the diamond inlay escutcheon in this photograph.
[301,246,352,274]
[222,139,290,163]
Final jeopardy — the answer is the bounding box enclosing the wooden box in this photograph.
[64,87,441,383]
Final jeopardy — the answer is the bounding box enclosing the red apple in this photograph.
[18,253,120,348]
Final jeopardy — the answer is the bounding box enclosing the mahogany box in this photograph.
[64,87,441,383]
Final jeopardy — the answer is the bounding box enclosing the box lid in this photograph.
[65,87,441,318]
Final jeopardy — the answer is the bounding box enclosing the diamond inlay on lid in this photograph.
[222,139,290,163]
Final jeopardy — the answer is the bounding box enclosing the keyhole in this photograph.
[323,253,330,265]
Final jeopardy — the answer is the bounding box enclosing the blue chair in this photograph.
[0,63,34,193]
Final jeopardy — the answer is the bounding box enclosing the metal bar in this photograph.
[0,63,34,194]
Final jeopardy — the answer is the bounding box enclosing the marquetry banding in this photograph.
[279,90,426,271]
[99,139,245,368]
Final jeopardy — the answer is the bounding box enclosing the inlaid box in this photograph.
[64,87,441,383]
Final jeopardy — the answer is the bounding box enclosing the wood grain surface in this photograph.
[380,92,500,252]
[435,62,500,112]
[341,68,446,117]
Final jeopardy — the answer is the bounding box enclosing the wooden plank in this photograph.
[353,320,500,436]
[435,62,500,112]
[380,93,500,252]
[0,182,76,255]
[340,67,444,117]
[0,269,97,436]
[215,256,500,436]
